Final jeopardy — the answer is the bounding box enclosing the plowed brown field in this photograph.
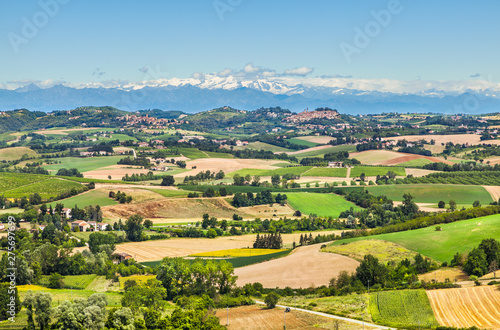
[427,286,500,329]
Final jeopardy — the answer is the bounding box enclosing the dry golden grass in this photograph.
[418,268,469,283]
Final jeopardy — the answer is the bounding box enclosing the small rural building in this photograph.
[61,208,72,219]
[97,223,108,231]
[114,253,133,264]
[328,161,344,168]
[0,224,5,231]
[71,220,90,232]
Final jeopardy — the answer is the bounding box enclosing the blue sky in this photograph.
[0,0,499,86]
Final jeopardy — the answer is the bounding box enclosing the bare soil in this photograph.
[215,305,366,330]
[483,185,500,201]
[179,158,282,177]
[234,243,359,288]
[102,197,247,220]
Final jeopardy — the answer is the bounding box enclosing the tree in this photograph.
[125,214,144,242]
[271,174,280,187]
[160,175,175,186]
[360,172,366,182]
[24,291,52,330]
[0,283,20,321]
[264,291,279,308]
[107,307,135,330]
[463,248,488,276]
[401,193,418,216]
[473,200,481,208]
[48,273,64,289]
[478,238,500,266]
[449,200,457,212]
[88,232,116,254]
[438,201,445,209]
[355,254,388,286]
[143,220,153,229]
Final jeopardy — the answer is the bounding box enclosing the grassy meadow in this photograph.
[327,214,500,262]
[286,192,361,218]
[43,156,123,173]
[350,166,406,178]
[47,189,118,208]
[189,248,287,258]
[365,184,493,205]
[302,167,348,177]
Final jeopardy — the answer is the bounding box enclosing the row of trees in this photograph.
[231,191,287,207]
[253,233,283,249]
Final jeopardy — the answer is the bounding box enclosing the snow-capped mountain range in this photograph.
[2,75,500,114]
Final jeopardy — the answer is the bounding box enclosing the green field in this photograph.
[350,166,406,178]
[234,141,291,153]
[39,274,98,290]
[140,250,292,269]
[286,192,362,218]
[302,167,348,177]
[147,189,190,198]
[397,158,434,167]
[18,285,122,307]
[203,151,234,158]
[0,147,38,161]
[369,290,439,328]
[228,166,312,178]
[47,189,118,208]
[287,138,319,147]
[365,184,493,205]
[175,147,209,159]
[328,214,500,262]
[0,172,49,192]
[189,248,287,258]
[294,145,357,159]
[95,133,138,142]
[43,156,123,173]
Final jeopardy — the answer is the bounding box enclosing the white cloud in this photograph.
[243,63,260,74]
[283,67,314,76]
[217,68,233,77]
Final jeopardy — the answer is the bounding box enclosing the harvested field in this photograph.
[179,158,282,177]
[76,231,344,262]
[34,127,103,135]
[234,243,359,288]
[484,185,500,202]
[418,268,469,283]
[427,286,500,329]
[388,134,500,146]
[405,168,438,177]
[350,150,452,166]
[216,305,369,330]
[238,203,296,217]
[102,197,248,220]
[83,165,151,180]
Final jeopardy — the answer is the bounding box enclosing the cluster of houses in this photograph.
[283,108,340,123]
[70,220,109,232]
[118,113,187,129]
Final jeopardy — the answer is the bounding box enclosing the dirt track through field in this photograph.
[234,243,359,288]
[427,286,500,329]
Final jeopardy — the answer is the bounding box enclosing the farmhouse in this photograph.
[114,252,133,264]
[0,224,5,231]
[71,220,90,232]
[61,208,72,219]
[328,161,345,168]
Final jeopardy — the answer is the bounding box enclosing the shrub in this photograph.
[264,291,279,309]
